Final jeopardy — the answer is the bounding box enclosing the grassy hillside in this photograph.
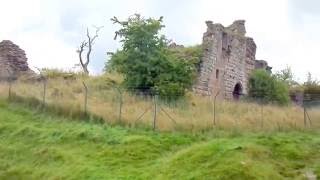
[0,73,319,132]
[0,100,320,179]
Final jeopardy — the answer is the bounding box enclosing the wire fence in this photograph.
[0,77,319,132]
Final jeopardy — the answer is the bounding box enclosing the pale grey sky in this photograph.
[0,0,319,81]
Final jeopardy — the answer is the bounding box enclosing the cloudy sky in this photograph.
[0,0,319,81]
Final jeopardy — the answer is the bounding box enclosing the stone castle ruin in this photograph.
[0,40,34,80]
[0,20,269,98]
[195,20,271,99]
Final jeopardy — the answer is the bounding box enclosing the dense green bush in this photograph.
[106,15,196,99]
[169,45,203,72]
[248,70,290,105]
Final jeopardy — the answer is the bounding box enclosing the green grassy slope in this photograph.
[0,101,320,179]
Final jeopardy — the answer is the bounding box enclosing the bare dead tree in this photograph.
[77,40,88,74]
[77,26,103,75]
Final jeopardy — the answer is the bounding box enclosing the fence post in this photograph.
[213,91,220,126]
[6,69,12,100]
[306,109,312,127]
[42,78,47,105]
[153,95,157,131]
[303,99,307,128]
[260,98,264,129]
[82,81,88,114]
[34,67,47,106]
[117,87,123,123]
[8,80,12,100]
[304,107,307,127]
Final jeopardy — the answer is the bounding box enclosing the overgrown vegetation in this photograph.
[39,68,81,80]
[106,14,196,99]
[304,72,320,100]
[274,66,298,87]
[169,44,203,72]
[2,75,320,132]
[0,101,319,179]
[269,67,320,106]
[248,69,290,105]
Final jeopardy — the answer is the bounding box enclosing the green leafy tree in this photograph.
[274,66,304,98]
[106,14,195,99]
[274,66,298,87]
[304,72,319,87]
[169,45,203,72]
[248,69,290,105]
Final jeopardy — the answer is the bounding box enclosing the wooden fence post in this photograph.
[42,78,47,105]
[117,87,123,123]
[82,81,88,114]
[213,91,220,126]
[303,100,307,128]
[261,99,264,129]
[153,95,157,131]
[8,80,12,100]
[6,69,12,100]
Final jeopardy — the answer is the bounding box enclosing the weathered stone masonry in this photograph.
[0,40,34,80]
[195,20,270,99]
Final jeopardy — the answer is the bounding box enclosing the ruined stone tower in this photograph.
[195,20,268,99]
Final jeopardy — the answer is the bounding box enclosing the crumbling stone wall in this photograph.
[0,40,34,80]
[195,20,268,99]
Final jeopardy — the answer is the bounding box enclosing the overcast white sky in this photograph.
[0,0,319,81]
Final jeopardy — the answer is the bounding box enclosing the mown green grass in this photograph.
[0,100,320,179]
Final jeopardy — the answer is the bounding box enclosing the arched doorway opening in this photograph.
[233,83,243,100]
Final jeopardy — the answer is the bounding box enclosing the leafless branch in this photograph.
[77,40,88,72]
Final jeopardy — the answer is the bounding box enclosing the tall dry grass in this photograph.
[0,74,319,132]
